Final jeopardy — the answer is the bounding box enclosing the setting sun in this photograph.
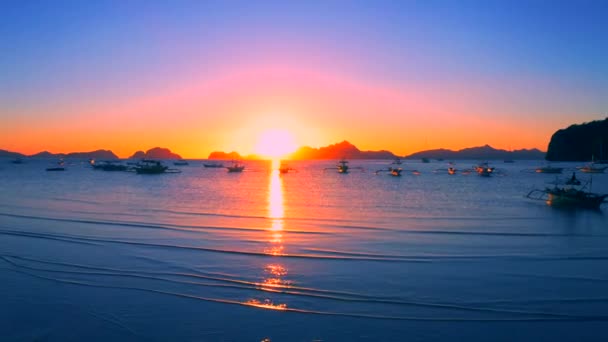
[255,129,297,159]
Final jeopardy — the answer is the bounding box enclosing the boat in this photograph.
[578,160,607,174]
[527,186,607,209]
[46,159,65,171]
[204,162,224,168]
[535,165,563,174]
[91,160,127,171]
[226,161,245,173]
[173,160,189,166]
[391,158,403,165]
[134,160,169,174]
[279,163,296,174]
[11,157,25,164]
[565,172,581,186]
[421,158,430,163]
[375,166,404,177]
[389,167,403,177]
[526,175,607,209]
[475,162,495,177]
[337,159,349,174]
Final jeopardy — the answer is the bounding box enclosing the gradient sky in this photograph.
[1,0,607,157]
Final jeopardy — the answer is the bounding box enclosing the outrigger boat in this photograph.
[578,160,607,174]
[133,160,173,174]
[46,159,65,171]
[203,162,224,168]
[91,160,128,171]
[526,175,607,209]
[279,163,296,174]
[475,162,495,177]
[325,159,364,174]
[535,165,563,174]
[173,159,189,166]
[226,160,245,173]
[375,167,403,177]
[337,159,349,173]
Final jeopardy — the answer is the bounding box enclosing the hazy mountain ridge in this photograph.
[546,118,608,161]
[406,145,545,160]
[0,149,119,160]
[289,140,397,160]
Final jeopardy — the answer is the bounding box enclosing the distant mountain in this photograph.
[129,147,181,159]
[0,149,25,159]
[207,151,262,160]
[290,141,397,160]
[406,145,545,160]
[546,118,608,161]
[67,149,118,160]
[30,151,61,158]
[208,151,244,160]
[26,149,118,159]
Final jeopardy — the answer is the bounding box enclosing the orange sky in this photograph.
[2,64,599,158]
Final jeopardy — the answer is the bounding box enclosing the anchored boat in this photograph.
[526,175,607,209]
[475,162,495,177]
[226,161,245,173]
[134,160,170,174]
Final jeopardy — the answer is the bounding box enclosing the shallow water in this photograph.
[1,159,607,341]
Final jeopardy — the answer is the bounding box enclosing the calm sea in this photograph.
[1,159,607,341]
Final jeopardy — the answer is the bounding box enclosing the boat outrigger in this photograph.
[526,174,607,209]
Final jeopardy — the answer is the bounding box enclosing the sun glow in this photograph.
[255,129,297,159]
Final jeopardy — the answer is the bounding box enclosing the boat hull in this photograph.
[547,192,607,209]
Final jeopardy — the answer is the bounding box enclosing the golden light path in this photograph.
[245,159,290,310]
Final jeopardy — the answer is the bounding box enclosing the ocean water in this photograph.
[1,159,607,341]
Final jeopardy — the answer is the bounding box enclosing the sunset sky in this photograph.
[1,1,607,158]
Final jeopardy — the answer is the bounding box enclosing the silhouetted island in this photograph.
[289,141,397,160]
[546,118,608,161]
[208,151,245,160]
[130,147,181,160]
[406,145,545,160]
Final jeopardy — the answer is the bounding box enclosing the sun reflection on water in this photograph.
[246,159,290,309]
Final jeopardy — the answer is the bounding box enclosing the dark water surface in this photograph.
[1,159,607,341]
